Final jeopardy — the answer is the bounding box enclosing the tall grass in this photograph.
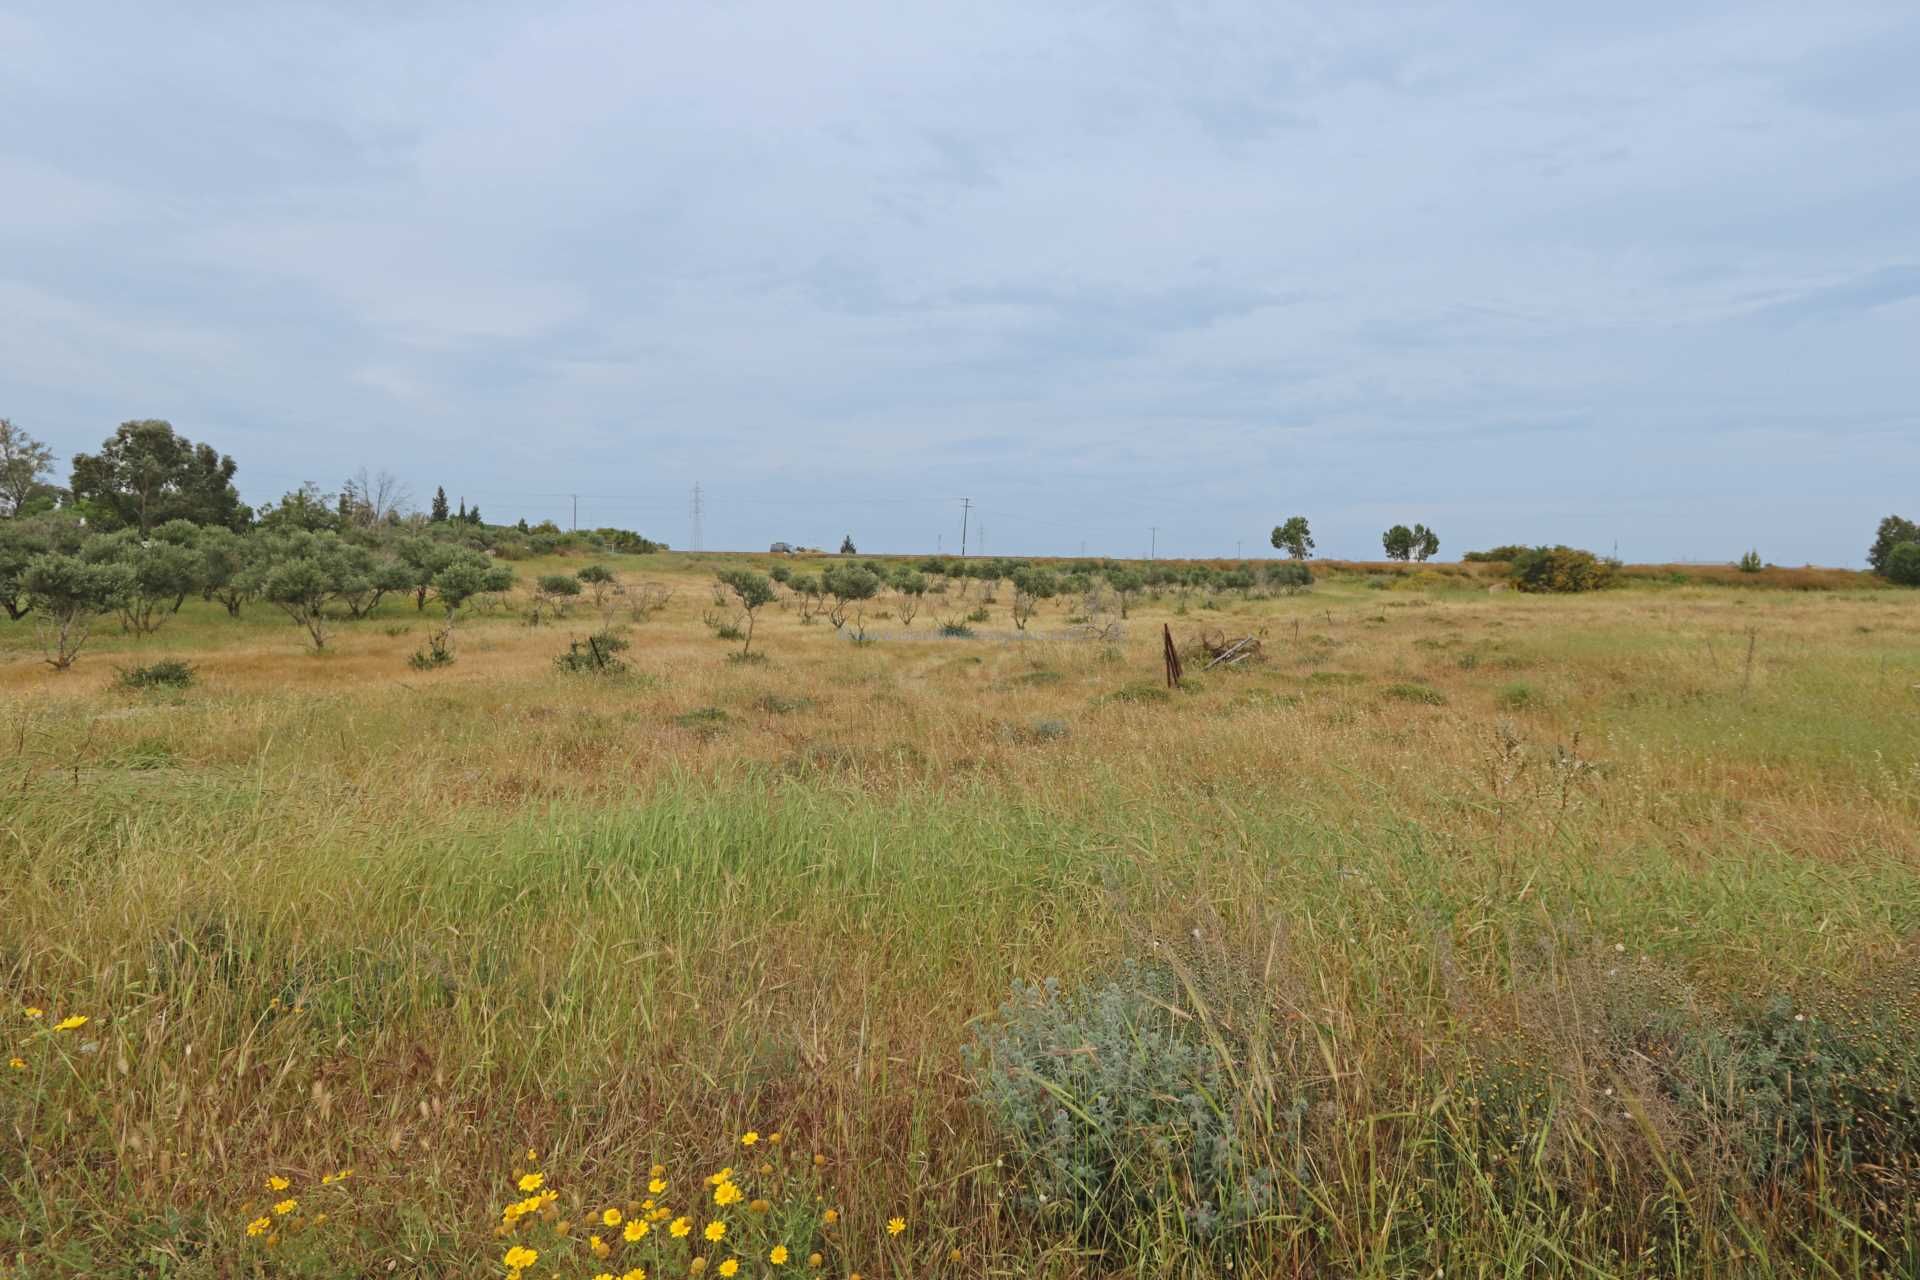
[0,557,1916,1275]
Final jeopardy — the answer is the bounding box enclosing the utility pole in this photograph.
[690,482,704,552]
[979,525,987,556]
[937,533,943,554]
[1079,540,1086,559]
[570,494,578,532]
[1150,527,1158,560]
[959,498,971,558]
[1236,538,1243,559]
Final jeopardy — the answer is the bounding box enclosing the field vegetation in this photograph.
[3,533,1919,1277]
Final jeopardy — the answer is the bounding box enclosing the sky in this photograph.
[2,2,1917,564]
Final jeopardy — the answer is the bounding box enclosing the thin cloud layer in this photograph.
[3,2,1916,562]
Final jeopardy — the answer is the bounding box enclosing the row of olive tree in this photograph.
[1,514,514,669]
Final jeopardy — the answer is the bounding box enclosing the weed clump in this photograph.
[554,633,629,676]
[114,659,196,691]
[1383,681,1447,705]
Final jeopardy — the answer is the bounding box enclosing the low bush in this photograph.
[1383,681,1447,705]
[967,969,1291,1256]
[553,633,628,676]
[114,659,196,691]
[1509,545,1618,593]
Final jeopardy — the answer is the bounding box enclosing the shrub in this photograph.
[672,706,730,735]
[553,634,628,675]
[938,622,975,638]
[1495,681,1537,710]
[1737,549,1763,573]
[1462,545,1531,563]
[1383,681,1447,705]
[966,970,1285,1253]
[1263,561,1313,594]
[1509,546,1617,593]
[115,658,197,691]
[408,626,455,670]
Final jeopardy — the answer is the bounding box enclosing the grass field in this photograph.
[3,552,1918,1278]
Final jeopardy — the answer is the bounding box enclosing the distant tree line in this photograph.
[0,417,666,668]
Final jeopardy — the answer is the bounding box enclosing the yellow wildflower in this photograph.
[54,1015,88,1032]
[704,1220,726,1242]
[518,1172,544,1192]
[718,1261,739,1279]
[591,1234,611,1258]
[713,1180,742,1207]
[705,1167,734,1186]
[769,1245,790,1265]
[622,1270,646,1280]
[807,1252,823,1269]
[503,1244,538,1270]
[887,1216,905,1236]
[749,1198,770,1214]
[245,1216,271,1237]
[7,1057,23,1071]
[821,1208,838,1226]
[688,1259,706,1276]
[602,1207,623,1227]
[767,1132,781,1145]
[649,1206,670,1222]
[649,1162,665,1177]
[594,1274,616,1280]
[322,1169,353,1184]
[648,1177,667,1195]
[267,1176,291,1192]
[526,1148,539,1163]
[624,1219,647,1242]
[23,1007,42,1019]
[740,1131,758,1146]
[669,1216,692,1238]
[272,1199,297,1216]
[948,1247,963,1262]
[812,1153,826,1168]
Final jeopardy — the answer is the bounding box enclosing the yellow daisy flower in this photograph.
[623,1220,647,1242]
[740,1131,758,1147]
[887,1216,905,1236]
[53,1015,88,1032]
[518,1172,544,1192]
[272,1199,297,1216]
[704,1220,726,1242]
[266,1176,290,1192]
[669,1216,692,1238]
[602,1207,623,1227]
[245,1216,271,1237]
[503,1244,538,1270]
[717,1261,739,1278]
[769,1245,790,1265]
[648,1177,667,1195]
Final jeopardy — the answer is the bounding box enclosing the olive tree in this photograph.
[23,553,135,669]
[529,573,582,624]
[716,569,776,655]
[82,528,203,635]
[822,564,880,633]
[1010,567,1059,630]
[1270,516,1314,560]
[892,568,929,628]
[1104,566,1144,618]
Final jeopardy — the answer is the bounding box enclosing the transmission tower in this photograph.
[689,482,704,552]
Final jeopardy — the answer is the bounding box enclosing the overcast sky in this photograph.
[3,3,1916,563]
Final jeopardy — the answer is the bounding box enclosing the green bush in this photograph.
[966,970,1286,1252]
[1383,681,1447,705]
[553,634,628,676]
[114,659,197,691]
[1737,549,1763,573]
[1509,546,1617,593]
[1495,682,1537,710]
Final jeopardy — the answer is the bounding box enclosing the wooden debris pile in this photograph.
[1193,628,1266,670]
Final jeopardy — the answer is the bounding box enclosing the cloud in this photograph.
[0,1,1915,562]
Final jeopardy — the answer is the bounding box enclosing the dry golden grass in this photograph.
[1,553,1917,1276]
